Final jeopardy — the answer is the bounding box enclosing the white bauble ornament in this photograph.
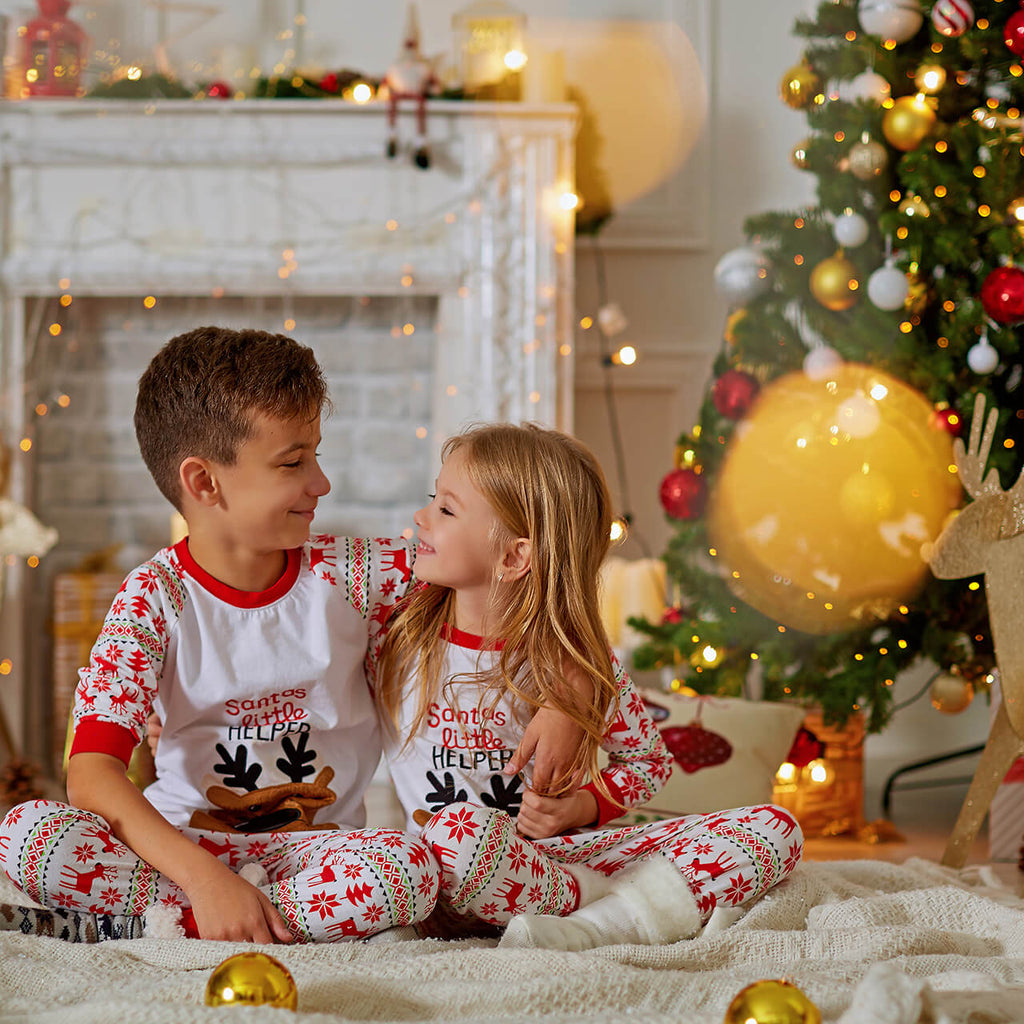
[867,261,909,310]
[803,345,843,379]
[931,0,973,37]
[842,69,891,105]
[713,247,770,307]
[833,210,870,248]
[967,337,999,374]
[858,0,924,43]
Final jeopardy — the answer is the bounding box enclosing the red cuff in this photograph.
[582,773,627,827]
[69,717,138,768]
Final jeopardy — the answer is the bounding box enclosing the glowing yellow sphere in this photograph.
[883,95,936,151]
[708,365,960,634]
[723,979,822,1024]
[205,952,298,1010]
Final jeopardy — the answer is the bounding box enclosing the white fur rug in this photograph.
[1,857,1023,1024]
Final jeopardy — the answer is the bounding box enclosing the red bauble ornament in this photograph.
[206,81,233,99]
[1005,4,1024,57]
[785,726,826,768]
[660,723,733,773]
[319,72,340,93]
[659,468,707,521]
[712,369,760,419]
[661,605,685,625]
[981,265,1024,324]
[931,406,964,436]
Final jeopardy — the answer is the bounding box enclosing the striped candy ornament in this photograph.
[931,0,973,37]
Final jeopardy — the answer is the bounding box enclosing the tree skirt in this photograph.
[1,857,1023,1024]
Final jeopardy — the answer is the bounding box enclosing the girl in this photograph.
[373,423,803,949]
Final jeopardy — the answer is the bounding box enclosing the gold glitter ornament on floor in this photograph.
[723,979,822,1024]
[204,952,298,1010]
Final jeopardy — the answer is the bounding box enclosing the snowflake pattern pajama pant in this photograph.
[419,801,803,931]
[0,800,440,942]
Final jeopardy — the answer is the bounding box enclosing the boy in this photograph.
[0,327,439,943]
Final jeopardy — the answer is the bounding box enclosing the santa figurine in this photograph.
[383,4,441,169]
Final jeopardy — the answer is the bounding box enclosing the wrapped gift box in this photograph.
[989,756,1024,863]
[771,709,866,837]
[51,571,124,776]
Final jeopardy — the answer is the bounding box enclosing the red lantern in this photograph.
[1005,3,1024,57]
[659,468,707,521]
[19,0,88,98]
[712,369,760,419]
[980,265,1024,324]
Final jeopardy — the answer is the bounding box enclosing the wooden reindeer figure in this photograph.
[926,394,1024,867]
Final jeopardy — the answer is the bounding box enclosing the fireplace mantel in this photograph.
[0,99,577,756]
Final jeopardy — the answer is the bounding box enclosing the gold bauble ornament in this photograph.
[882,95,936,152]
[898,193,931,218]
[905,271,930,316]
[723,979,822,1024]
[930,671,975,714]
[847,135,888,180]
[810,253,860,312]
[724,307,747,345]
[708,365,960,634]
[779,60,820,110]
[205,952,298,1010]
[791,138,812,170]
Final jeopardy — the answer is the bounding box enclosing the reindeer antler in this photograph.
[955,394,1004,500]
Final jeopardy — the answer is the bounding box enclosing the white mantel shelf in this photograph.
[0,98,578,756]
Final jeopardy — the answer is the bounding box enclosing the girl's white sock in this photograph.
[498,855,700,951]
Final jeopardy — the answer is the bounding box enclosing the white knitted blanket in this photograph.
[1,857,1023,1024]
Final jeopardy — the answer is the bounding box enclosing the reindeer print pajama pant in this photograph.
[418,801,802,932]
[0,800,440,942]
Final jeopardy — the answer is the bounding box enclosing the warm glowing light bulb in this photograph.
[775,762,797,785]
[504,50,527,71]
[352,82,373,103]
[558,192,579,211]
[617,345,637,365]
[915,65,946,94]
[127,65,142,81]
[609,516,629,543]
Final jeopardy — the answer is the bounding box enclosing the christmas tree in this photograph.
[630,0,1024,733]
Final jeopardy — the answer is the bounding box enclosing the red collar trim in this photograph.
[172,539,301,608]
[440,623,504,651]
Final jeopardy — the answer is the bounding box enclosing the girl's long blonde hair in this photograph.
[375,423,620,794]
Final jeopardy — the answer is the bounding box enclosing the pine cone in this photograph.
[0,758,43,806]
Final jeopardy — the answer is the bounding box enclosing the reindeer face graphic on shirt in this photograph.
[189,732,339,833]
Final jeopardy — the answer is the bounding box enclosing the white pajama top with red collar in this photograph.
[70,534,415,831]
[380,625,674,831]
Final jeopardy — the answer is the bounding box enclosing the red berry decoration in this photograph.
[661,605,685,625]
[784,726,826,768]
[1005,3,1024,56]
[206,81,232,99]
[981,265,1024,324]
[659,468,707,521]
[712,369,760,419]
[660,723,733,773]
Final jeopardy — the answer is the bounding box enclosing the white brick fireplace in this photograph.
[0,99,577,759]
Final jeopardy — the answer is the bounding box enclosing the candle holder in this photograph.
[452,0,526,100]
[19,0,88,97]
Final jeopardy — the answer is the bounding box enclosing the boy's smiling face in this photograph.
[213,410,331,555]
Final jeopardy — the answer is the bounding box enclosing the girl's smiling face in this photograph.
[413,447,505,601]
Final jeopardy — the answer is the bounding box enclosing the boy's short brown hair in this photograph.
[135,326,329,509]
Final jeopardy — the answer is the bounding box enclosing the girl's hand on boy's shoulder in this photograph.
[515,788,598,840]
[504,706,587,798]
